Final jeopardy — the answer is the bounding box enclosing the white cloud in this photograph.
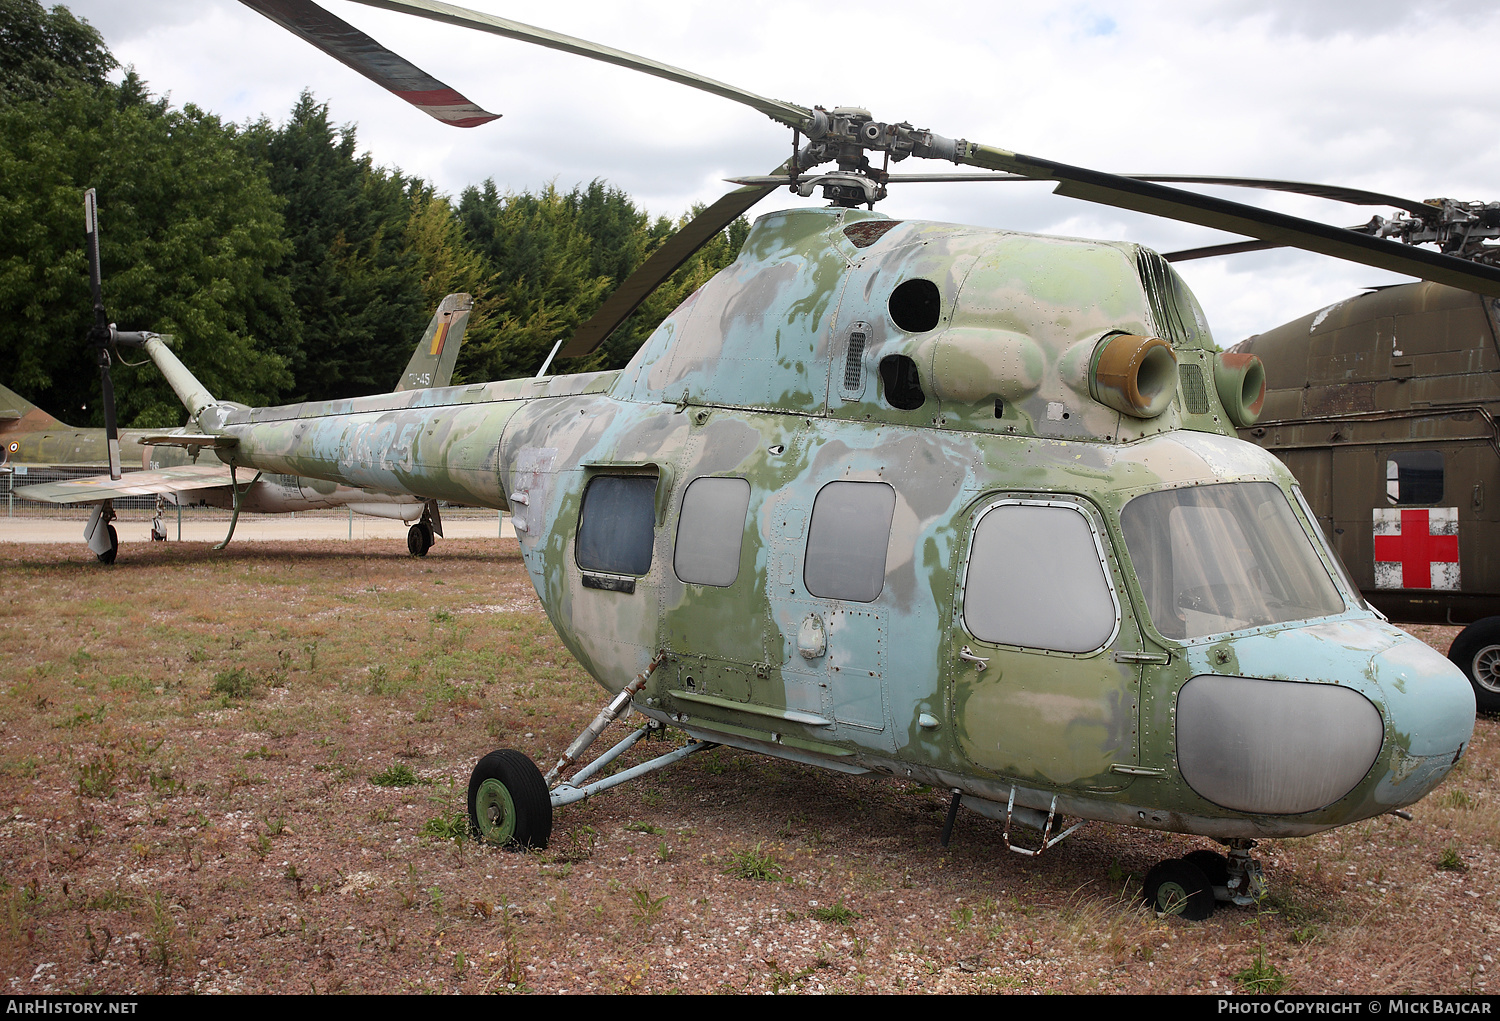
[57,0,1500,341]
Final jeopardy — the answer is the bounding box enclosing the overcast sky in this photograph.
[58,0,1500,344]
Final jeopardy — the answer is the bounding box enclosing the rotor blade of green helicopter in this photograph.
[957,144,1500,298]
[559,167,790,359]
[1121,176,1434,216]
[729,172,1434,216]
[240,0,498,127]
[346,0,817,133]
[1162,239,1282,262]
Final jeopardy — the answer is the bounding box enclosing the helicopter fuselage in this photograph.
[192,206,1476,841]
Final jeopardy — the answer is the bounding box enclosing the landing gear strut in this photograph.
[407,499,443,557]
[1143,839,1266,919]
[84,501,119,564]
[466,654,713,850]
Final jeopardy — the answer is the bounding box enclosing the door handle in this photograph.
[958,645,989,670]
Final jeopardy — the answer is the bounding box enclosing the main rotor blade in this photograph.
[559,168,789,359]
[1121,175,1434,216]
[347,0,815,132]
[240,0,498,127]
[726,173,1029,186]
[1162,239,1282,263]
[730,172,1435,216]
[957,144,1500,298]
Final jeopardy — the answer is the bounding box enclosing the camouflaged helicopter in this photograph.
[146,0,1493,920]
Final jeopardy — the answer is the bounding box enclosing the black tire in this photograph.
[1143,858,1216,920]
[407,523,433,557]
[467,749,551,849]
[1447,617,1500,714]
[1183,849,1231,887]
[96,524,118,565]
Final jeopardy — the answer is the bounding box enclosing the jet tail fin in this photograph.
[0,383,63,431]
[394,293,472,392]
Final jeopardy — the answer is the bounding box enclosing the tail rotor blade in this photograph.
[98,349,122,480]
[84,188,122,479]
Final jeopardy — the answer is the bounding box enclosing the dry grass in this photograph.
[0,539,1494,994]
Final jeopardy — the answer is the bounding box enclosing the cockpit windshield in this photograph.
[1120,482,1345,641]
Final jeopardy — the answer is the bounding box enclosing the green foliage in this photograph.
[76,752,118,798]
[421,810,468,842]
[211,668,257,700]
[0,21,748,420]
[724,843,784,882]
[0,77,295,426]
[1436,845,1467,871]
[241,93,431,400]
[1233,947,1287,994]
[368,763,426,787]
[811,900,859,925]
[0,0,115,103]
[454,180,748,383]
[629,886,668,926]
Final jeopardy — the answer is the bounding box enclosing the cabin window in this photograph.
[1385,451,1443,505]
[1121,482,1344,641]
[804,481,896,602]
[674,477,751,587]
[576,474,657,576]
[962,501,1118,653]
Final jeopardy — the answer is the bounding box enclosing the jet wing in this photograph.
[16,463,235,504]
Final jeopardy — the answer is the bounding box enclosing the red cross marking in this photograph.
[1373,509,1458,589]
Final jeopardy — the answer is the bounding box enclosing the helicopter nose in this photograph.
[1367,638,1476,810]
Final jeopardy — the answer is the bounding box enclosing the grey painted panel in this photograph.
[1178,675,1383,814]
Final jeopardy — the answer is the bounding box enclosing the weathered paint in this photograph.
[158,207,1475,841]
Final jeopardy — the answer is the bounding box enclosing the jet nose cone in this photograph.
[1368,637,1476,809]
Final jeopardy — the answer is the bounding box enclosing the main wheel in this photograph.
[407,522,433,557]
[467,749,551,849]
[1143,858,1216,920]
[1447,617,1500,714]
[96,524,119,565]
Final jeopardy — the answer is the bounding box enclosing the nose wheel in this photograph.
[1143,840,1265,919]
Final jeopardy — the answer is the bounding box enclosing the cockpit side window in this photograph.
[1121,482,1345,640]
[962,501,1119,653]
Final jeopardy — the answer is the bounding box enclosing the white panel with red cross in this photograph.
[1372,507,1459,590]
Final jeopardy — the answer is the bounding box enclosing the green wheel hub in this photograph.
[1155,880,1191,915]
[474,777,517,844]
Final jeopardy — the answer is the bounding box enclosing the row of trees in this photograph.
[0,0,748,427]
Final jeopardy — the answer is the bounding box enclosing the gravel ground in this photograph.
[0,540,1494,995]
